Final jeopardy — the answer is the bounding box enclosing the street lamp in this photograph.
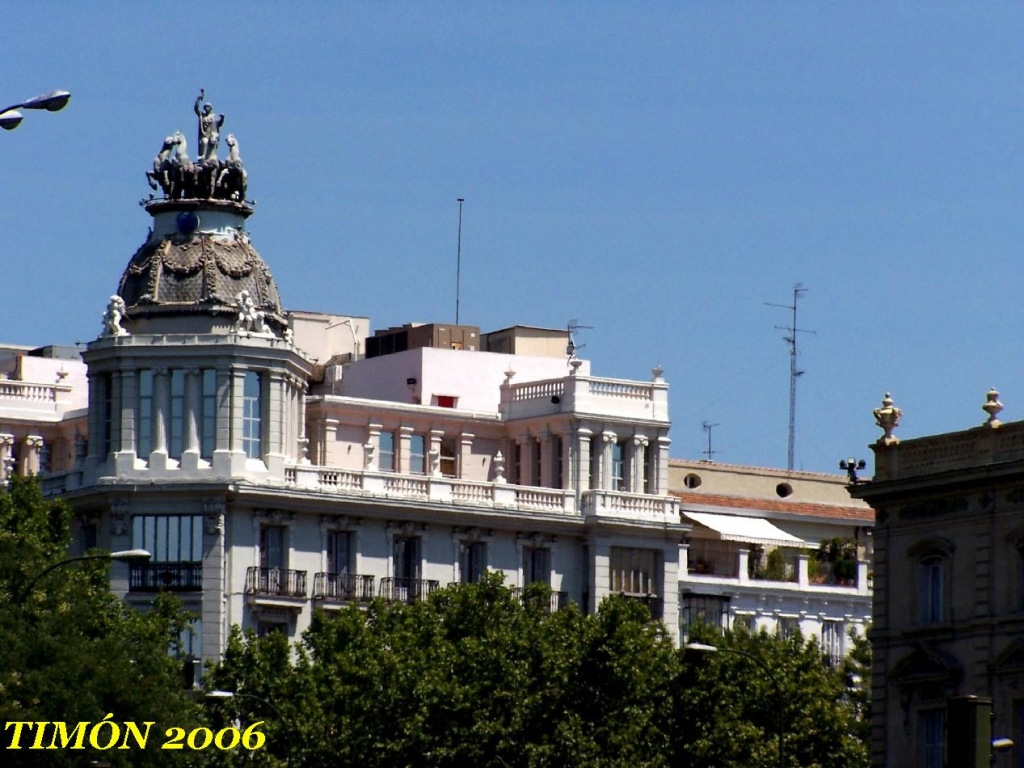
[16,549,150,604]
[0,90,71,131]
[206,689,291,766]
[685,642,785,768]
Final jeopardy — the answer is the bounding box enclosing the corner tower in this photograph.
[82,93,312,484]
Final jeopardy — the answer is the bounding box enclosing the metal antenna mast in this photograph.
[701,421,719,462]
[455,198,465,324]
[765,284,815,471]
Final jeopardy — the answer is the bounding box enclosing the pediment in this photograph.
[891,645,963,687]
[992,639,1024,675]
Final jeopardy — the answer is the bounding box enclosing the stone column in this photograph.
[655,435,671,495]
[181,368,202,471]
[631,436,649,493]
[515,435,532,486]
[366,423,382,471]
[538,430,553,488]
[86,373,104,462]
[211,368,233,475]
[265,372,286,475]
[398,426,414,474]
[114,369,138,473]
[600,432,618,491]
[558,430,572,489]
[0,433,14,481]
[149,368,170,470]
[297,378,309,464]
[322,418,340,466]
[574,428,593,492]
[429,429,444,478]
[458,432,474,481]
[23,436,44,475]
[227,367,248,474]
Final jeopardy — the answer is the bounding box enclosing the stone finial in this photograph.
[569,358,583,375]
[100,295,130,338]
[873,392,902,444]
[983,387,1004,428]
[493,450,506,484]
[651,365,664,382]
[502,367,516,387]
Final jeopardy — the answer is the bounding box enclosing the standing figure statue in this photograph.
[194,88,225,163]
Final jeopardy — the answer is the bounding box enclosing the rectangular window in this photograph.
[81,522,98,554]
[733,613,755,634]
[379,431,395,472]
[169,370,186,459]
[257,622,287,638]
[260,525,286,570]
[778,616,800,640]
[821,620,843,665]
[609,547,658,595]
[524,547,550,586]
[918,709,945,768]
[200,369,217,458]
[38,441,51,475]
[918,559,945,624]
[552,436,563,489]
[460,541,487,584]
[393,536,421,581]
[132,515,203,563]
[440,437,457,478]
[328,530,352,575]
[137,370,153,458]
[408,434,425,475]
[434,395,457,408]
[680,594,729,635]
[612,440,626,491]
[242,371,262,459]
[513,442,523,485]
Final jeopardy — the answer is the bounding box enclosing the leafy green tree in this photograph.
[674,623,869,768]
[0,475,204,767]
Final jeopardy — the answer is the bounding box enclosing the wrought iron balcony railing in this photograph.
[379,577,439,604]
[510,587,569,613]
[312,572,375,602]
[245,567,307,598]
[619,592,663,620]
[129,562,203,592]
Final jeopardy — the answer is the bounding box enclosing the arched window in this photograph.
[908,538,954,626]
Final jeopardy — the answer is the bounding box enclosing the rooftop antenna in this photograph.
[455,198,465,324]
[765,284,815,472]
[566,319,593,364]
[701,421,719,462]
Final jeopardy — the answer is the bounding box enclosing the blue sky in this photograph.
[4,3,1023,474]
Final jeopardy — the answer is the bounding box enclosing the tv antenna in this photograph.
[701,421,719,462]
[765,284,815,472]
[454,198,466,324]
[566,319,593,363]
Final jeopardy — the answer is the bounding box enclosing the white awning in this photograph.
[682,511,805,548]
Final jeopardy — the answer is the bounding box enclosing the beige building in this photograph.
[850,391,1024,768]
[670,459,872,660]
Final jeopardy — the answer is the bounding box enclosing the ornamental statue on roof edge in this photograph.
[145,89,248,203]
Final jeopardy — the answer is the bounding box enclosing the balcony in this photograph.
[312,572,375,604]
[245,567,308,600]
[379,577,439,604]
[681,543,869,597]
[499,373,669,422]
[581,489,680,523]
[619,592,663,620]
[129,562,203,592]
[510,587,569,613]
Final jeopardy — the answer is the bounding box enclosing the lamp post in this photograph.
[16,549,150,604]
[0,90,71,131]
[206,689,292,767]
[685,642,785,768]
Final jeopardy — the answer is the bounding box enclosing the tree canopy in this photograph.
[0,475,203,767]
[209,573,869,768]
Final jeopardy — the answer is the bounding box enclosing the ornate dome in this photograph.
[117,200,283,328]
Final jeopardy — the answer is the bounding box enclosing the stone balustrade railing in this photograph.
[0,380,73,410]
[500,374,669,421]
